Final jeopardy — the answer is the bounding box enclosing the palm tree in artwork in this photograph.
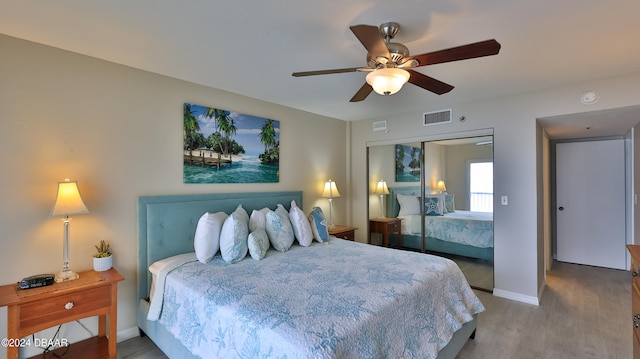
[259,119,279,164]
[202,107,215,119]
[409,147,420,174]
[260,119,276,152]
[214,109,237,157]
[395,145,405,173]
[183,103,200,150]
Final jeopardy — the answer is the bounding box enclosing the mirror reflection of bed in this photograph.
[368,135,494,292]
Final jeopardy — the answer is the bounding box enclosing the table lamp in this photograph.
[50,179,90,282]
[374,180,390,217]
[321,179,340,230]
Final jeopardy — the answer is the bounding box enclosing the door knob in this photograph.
[558,206,564,211]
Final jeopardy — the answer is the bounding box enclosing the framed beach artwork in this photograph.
[395,144,421,182]
[183,103,280,183]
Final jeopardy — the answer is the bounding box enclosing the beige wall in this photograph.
[0,34,346,357]
[351,71,640,305]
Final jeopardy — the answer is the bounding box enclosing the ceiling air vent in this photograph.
[372,120,387,132]
[423,109,452,126]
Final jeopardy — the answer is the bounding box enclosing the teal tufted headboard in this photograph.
[137,191,303,301]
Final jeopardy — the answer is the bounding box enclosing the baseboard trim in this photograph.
[493,288,540,306]
[117,326,140,343]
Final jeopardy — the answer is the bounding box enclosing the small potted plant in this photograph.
[93,240,112,271]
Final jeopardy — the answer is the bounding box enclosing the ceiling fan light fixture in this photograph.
[365,67,410,96]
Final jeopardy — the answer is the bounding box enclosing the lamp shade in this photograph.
[321,179,341,198]
[374,180,390,195]
[436,180,447,193]
[365,67,410,95]
[50,179,90,217]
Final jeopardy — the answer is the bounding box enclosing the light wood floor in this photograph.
[117,261,630,359]
[458,261,630,358]
[118,334,168,359]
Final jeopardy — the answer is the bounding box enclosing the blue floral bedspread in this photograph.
[156,238,484,359]
[401,211,494,248]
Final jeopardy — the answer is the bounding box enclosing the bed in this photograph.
[137,191,483,359]
[388,187,494,261]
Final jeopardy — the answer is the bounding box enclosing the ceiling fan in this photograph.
[292,22,501,102]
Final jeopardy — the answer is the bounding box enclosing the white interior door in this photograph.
[556,140,626,269]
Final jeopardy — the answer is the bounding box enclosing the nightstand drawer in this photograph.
[328,225,358,241]
[334,231,355,240]
[20,285,111,329]
[388,221,400,231]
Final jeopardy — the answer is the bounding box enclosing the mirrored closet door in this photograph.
[367,136,494,292]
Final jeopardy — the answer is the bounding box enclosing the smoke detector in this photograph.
[580,91,599,105]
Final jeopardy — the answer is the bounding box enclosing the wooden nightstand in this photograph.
[627,245,640,358]
[328,225,358,241]
[369,217,403,248]
[0,268,124,359]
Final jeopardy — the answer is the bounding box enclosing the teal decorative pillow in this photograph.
[265,204,295,252]
[444,193,455,213]
[424,197,443,216]
[289,200,313,247]
[308,207,329,243]
[248,229,270,260]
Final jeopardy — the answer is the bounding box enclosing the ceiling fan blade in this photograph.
[407,70,454,95]
[406,39,501,67]
[350,83,373,102]
[292,67,361,77]
[350,24,390,61]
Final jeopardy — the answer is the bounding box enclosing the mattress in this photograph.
[149,238,484,359]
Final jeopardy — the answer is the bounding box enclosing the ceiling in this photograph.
[539,105,640,140]
[2,0,640,136]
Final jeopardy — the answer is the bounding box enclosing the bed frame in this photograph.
[388,186,494,261]
[137,191,477,359]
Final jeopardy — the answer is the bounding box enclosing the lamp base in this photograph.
[55,269,79,283]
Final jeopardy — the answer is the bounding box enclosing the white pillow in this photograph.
[249,207,269,232]
[248,229,270,260]
[220,209,249,263]
[308,207,329,243]
[265,204,295,252]
[289,200,313,247]
[397,193,421,216]
[193,211,227,263]
[233,204,250,223]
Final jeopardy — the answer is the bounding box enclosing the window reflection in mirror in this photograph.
[368,136,494,292]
